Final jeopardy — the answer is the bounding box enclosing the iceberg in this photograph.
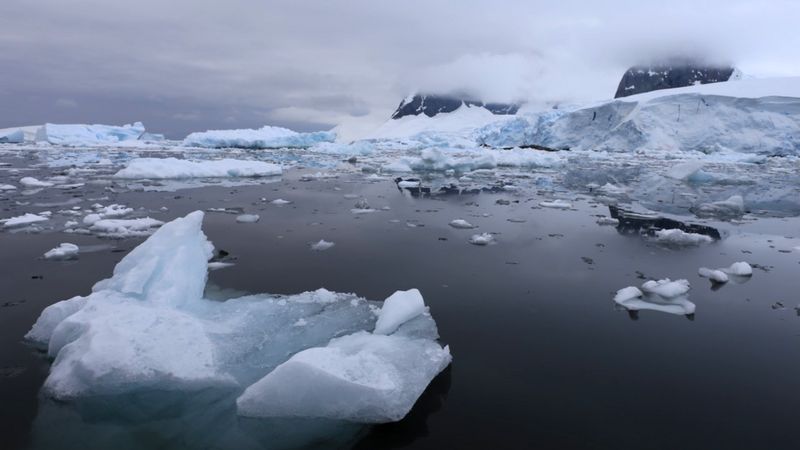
[0,127,25,143]
[26,211,450,423]
[36,122,146,146]
[183,125,334,149]
[114,158,282,179]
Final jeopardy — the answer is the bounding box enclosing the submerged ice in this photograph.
[26,211,450,423]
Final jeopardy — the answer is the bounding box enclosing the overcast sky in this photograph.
[2,0,800,138]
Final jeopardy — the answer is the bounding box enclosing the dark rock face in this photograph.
[391,94,519,119]
[614,63,738,98]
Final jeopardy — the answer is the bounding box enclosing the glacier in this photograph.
[183,125,335,149]
[26,211,451,423]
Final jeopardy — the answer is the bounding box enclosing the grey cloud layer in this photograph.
[2,0,799,137]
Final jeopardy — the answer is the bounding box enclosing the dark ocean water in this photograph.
[1,164,799,449]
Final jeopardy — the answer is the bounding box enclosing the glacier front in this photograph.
[26,211,450,423]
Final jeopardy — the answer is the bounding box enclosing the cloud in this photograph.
[1,0,799,137]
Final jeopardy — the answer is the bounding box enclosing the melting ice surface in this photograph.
[26,211,451,425]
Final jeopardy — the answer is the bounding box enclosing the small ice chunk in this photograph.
[596,217,619,226]
[351,198,376,214]
[20,177,53,188]
[3,213,49,228]
[208,261,235,270]
[449,219,476,229]
[270,198,292,205]
[641,279,690,298]
[539,200,572,209]
[44,243,79,260]
[0,184,16,190]
[374,289,426,335]
[654,229,713,246]
[698,267,729,283]
[310,239,335,251]
[236,214,260,223]
[469,233,495,246]
[614,286,643,303]
[723,261,752,276]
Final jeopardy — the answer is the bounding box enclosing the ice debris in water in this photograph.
[539,199,572,209]
[236,214,260,223]
[469,233,495,246]
[2,213,49,228]
[698,267,729,283]
[310,239,335,251]
[653,229,714,246]
[596,217,619,226]
[449,219,477,229]
[20,177,54,188]
[44,243,79,260]
[83,204,133,225]
[0,184,17,190]
[25,211,450,423]
[114,158,282,179]
[89,217,163,238]
[614,279,695,316]
[351,198,376,214]
[270,198,292,205]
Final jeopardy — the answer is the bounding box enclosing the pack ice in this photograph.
[183,125,335,149]
[26,211,450,423]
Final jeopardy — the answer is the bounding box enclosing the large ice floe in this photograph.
[114,157,283,179]
[36,122,147,146]
[183,125,335,149]
[26,211,450,423]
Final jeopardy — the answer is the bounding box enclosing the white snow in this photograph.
[373,289,426,335]
[310,239,335,251]
[114,158,282,179]
[26,211,450,423]
[469,233,495,245]
[641,279,691,298]
[2,213,49,228]
[653,229,714,246]
[235,214,260,223]
[183,125,334,149]
[698,267,729,283]
[723,261,753,276]
[20,177,54,188]
[449,219,477,229]
[44,243,79,260]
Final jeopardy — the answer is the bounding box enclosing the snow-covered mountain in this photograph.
[391,94,519,119]
[615,61,741,98]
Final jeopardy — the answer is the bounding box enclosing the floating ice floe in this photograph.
[183,126,334,149]
[114,158,283,179]
[83,204,133,225]
[270,198,292,205]
[698,267,729,283]
[236,214,260,223]
[44,243,79,260]
[26,211,450,424]
[36,122,146,146]
[20,177,54,188]
[653,228,714,246]
[0,184,17,191]
[449,219,477,229]
[691,195,745,219]
[310,240,335,251]
[89,217,164,238]
[469,233,495,245]
[614,278,695,316]
[351,198,376,214]
[596,217,619,226]
[539,199,572,209]
[2,213,49,228]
